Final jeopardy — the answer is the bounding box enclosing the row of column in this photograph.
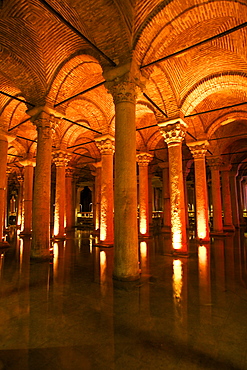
[0,72,245,281]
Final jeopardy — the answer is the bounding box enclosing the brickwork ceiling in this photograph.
[1,0,247,177]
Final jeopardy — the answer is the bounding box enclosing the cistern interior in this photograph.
[1,0,247,368]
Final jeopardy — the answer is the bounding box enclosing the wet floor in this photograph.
[0,228,247,369]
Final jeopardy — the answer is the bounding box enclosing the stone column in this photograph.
[236,175,245,226]
[17,175,24,229]
[19,157,35,235]
[0,130,15,246]
[220,165,235,231]
[158,118,188,254]
[137,152,153,237]
[148,171,153,230]
[188,141,210,242]
[229,170,239,228]
[95,135,114,245]
[65,167,75,233]
[208,157,223,233]
[53,150,70,239]
[31,111,53,259]
[159,162,171,231]
[92,162,101,232]
[106,72,141,280]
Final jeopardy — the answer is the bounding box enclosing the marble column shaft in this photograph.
[22,162,35,234]
[17,176,24,228]
[208,158,223,233]
[188,141,209,241]
[221,166,234,229]
[95,135,114,245]
[158,119,188,253]
[159,162,171,230]
[93,162,101,231]
[65,167,75,232]
[108,78,139,280]
[32,113,53,259]
[0,131,14,243]
[53,151,70,238]
[229,170,240,227]
[137,153,153,236]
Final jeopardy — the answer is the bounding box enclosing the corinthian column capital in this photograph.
[136,152,153,166]
[158,117,187,146]
[207,156,223,170]
[53,150,71,167]
[95,134,115,154]
[188,140,209,159]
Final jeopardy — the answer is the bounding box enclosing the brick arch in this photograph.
[145,65,180,118]
[182,74,247,116]
[207,111,247,139]
[61,124,95,148]
[48,54,103,106]
[135,1,247,67]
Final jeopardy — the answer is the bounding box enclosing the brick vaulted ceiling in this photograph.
[1,0,247,179]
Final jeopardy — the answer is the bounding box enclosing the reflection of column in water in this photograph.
[172,259,188,340]
[99,249,114,368]
[225,235,236,292]
[213,238,226,307]
[15,236,31,368]
[140,241,148,275]
[198,245,212,319]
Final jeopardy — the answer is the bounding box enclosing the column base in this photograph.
[52,235,66,241]
[0,241,10,249]
[223,225,235,232]
[113,271,140,282]
[196,237,211,244]
[210,231,228,237]
[19,231,32,237]
[93,241,114,248]
[30,251,52,262]
[172,250,191,258]
[138,234,151,240]
[161,226,171,233]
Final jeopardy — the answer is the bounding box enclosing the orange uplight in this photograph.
[198,245,207,265]
[54,216,59,237]
[53,242,59,276]
[140,241,147,258]
[173,259,183,300]
[197,216,207,240]
[19,238,23,271]
[140,218,147,235]
[100,250,107,288]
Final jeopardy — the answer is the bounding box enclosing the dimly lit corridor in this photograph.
[0,229,247,370]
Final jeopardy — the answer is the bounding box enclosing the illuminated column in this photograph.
[92,162,101,232]
[221,165,235,231]
[183,164,190,229]
[53,151,70,239]
[229,170,239,227]
[106,72,141,280]
[208,157,223,233]
[20,157,35,235]
[65,167,75,233]
[137,152,153,237]
[148,172,153,228]
[236,175,245,225]
[17,175,24,229]
[31,111,53,259]
[159,162,171,231]
[242,177,247,211]
[95,135,114,245]
[188,141,210,242]
[158,118,188,254]
[0,130,15,246]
